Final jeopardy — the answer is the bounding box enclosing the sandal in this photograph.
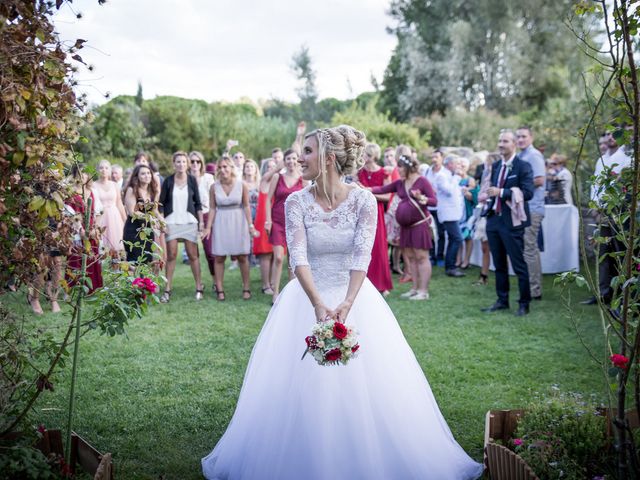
[473,274,489,286]
[242,289,252,300]
[195,286,204,301]
[159,290,171,303]
[216,290,226,301]
[261,286,274,295]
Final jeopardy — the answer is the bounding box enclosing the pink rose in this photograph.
[513,438,523,446]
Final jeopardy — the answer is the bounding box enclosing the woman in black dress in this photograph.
[123,164,160,264]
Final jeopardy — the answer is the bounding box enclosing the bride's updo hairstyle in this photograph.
[305,125,367,179]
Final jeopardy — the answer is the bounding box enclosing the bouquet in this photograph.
[302,319,360,366]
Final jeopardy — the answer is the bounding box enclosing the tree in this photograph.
[135,81,143,107]
[382,0,598,119]
[291,45,318,122]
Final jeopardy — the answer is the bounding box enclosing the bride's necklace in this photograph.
[312,184,342,211]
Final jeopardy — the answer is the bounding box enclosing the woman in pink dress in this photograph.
[357,143,393,294]
[265,149,305,299]
[370,147,437,301]
[93,160,126,257]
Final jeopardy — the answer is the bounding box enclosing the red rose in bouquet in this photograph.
[333,322,348,340]
[305,336,318,349]
[325,348,342,362]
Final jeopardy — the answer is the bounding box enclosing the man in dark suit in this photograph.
[482,130,535,316]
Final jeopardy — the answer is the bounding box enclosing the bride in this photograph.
[202,125,483,479]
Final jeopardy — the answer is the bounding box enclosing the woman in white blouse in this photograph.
[159,151,204,303]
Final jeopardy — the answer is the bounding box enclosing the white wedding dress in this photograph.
[202,186,483,480]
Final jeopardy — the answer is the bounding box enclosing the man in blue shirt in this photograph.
[516,127,546,301]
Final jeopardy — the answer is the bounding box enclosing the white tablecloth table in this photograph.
[469,204,580,274]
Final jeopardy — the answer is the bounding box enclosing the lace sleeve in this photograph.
[351,189,378,272]
[284,192,309,270]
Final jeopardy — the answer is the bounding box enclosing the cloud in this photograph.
[53,0,396,106]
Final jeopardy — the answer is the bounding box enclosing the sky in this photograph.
[52,0,398,107]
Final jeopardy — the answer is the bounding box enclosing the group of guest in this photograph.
[28,122,591,316]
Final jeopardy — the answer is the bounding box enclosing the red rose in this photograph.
[142,277,158,293]
[351,344,360,353]
[333,322,348,340]
[305,335,318,349]
[325,348,342,362]
[611,353,630,369]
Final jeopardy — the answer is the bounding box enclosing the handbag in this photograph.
[407,194,437,240]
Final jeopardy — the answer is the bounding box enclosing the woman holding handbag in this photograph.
[370,146,437,300]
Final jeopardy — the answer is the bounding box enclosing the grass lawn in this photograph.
[5,254,606,479]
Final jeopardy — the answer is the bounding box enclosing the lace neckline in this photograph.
[304,185,359,214]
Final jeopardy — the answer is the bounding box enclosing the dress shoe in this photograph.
[445,268,466,277]
[515,305,530,316]
[532,295,542,301]
[481,302,509,313]
[580,296,597,305]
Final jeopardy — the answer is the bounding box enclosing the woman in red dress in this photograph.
[357,143,393,295]
[65,165,103,294]
[252,158,279,294]
[265,149,306,300]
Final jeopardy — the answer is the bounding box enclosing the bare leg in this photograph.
[28,274,44,315]
[164,240,178,292]
[258,253,273,292]
[185,240,203,299]
[214,256,227,299]
[463,238,473,268]
[271,245,286,298]
[47,256,62,313]
[238,255,251,299]
[403,248,417,293]
[392,246,402,272]
[481,240,490,276]
[415,248,432,293]
[400,249,412,282]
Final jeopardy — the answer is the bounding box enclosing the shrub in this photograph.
[510,390,611,480]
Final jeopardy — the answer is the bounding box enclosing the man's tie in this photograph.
[496,163,507,214]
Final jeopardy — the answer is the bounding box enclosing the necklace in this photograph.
[313,184,333,210]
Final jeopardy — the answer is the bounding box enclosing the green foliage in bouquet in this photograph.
[511,390,610,480]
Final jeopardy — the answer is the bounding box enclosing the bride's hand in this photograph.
[331,300,353,324]
[313,303,332,323]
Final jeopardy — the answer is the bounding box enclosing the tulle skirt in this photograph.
[202,279,483,480]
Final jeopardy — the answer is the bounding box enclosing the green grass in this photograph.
[5,255,606,479]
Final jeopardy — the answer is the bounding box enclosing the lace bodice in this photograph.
[285,186,377,291]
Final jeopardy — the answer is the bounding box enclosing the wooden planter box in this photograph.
[484,408,640,480]
[37,429,113,480]
[484,409,538,480]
